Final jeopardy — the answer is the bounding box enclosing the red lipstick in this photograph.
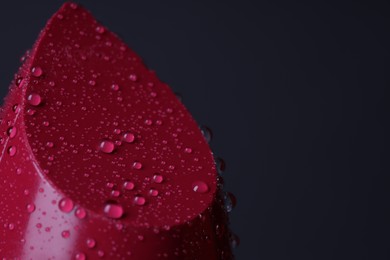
[0,2,234,259]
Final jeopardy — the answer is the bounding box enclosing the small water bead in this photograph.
[26,203,36,213]
[26,109,36,115]
[75,207,87,219]
[70,3,78,9]
[98,140,115,154]
[215,157,226,174]
[106,182,114,188]
[74,253,86,260]
[46,142,54,148]
[111,84,120,91]
[129,73,138,82]
[144,119,152,126]
[149,189,159,197]
[96,26,105,34]
[184,147,192,154]
[8,223,15,230]
[12,104,19,112]
[132,161,142,170]
[7,127,17,138]
[31,66,43,77]
[27,93,42,106]
[192,181,209,193]
[111,190,120,197]
[59,198,74,213]
[62,230,70,238]
[7,146,17,156]
[86,238,96,248]
[230,233,240,248]
[122,132,135,143]
[225,192,237,212]
[200,125,213,143]
[103,203,124,219]
[88,80,96,86]
[123,181,135,190]
[153,174,164,184]
[98,250,105,257]
[134,196,146,206]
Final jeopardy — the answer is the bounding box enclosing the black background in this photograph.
[0,1,388,259]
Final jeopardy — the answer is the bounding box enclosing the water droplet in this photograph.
[111,190,120,197]
[129,73,138,82]
[103,202,124,219]
[149,189,159,197]
[132,161,142,170]
[98,140,115,154]
[122,132,135,143]
[27,93,42,106]
[59,198,74,213]
[86,238,96,248]
[70,3,78,9]
[192,181,209,193]
[31,66,43,77]
[144,119,152,126]
[230,233,240,248]
[215,157,226,174]
[96,26,105,34]
[88,80,96,86]
[98,250,105,257]
[153,174,164,184]
[200,126,213,143]
[224,192,237,212]
[12,104,19,112]
[26,203,36,213]
[75,252,86,260]
[26,109,36,115]
[8,223,15,230]
[7,127,17,138]
[184,147,192,154]
[134,196,146,206]
[46,142,54,148]
[111,84,120,91]
[75,207,87,219]
[62,230,70,238]
[123,181,135,190]
[7,146,17,156]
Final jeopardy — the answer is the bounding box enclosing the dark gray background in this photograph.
[1,1,388,259]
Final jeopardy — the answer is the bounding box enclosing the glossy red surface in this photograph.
[0,2,233,259]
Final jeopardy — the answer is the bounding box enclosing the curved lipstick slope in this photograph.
[0,2,233,259]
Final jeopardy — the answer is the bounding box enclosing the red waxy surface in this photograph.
[0,2,233,259]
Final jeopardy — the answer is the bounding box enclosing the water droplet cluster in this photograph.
[0,3,235,259]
